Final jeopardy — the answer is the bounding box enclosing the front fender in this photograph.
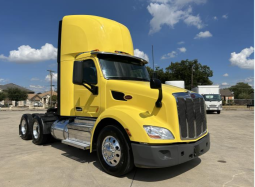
[90,105,174,152]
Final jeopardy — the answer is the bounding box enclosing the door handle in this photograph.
[76,107,82,111]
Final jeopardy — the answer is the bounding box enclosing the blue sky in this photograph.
[0,0,254,92]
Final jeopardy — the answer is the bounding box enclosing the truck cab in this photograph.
[19,15,210,176]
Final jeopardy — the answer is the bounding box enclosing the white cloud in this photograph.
[222,14,228,19]
[183,14,203,29]
[162,47,187,60]
[178,41,185,44]
[31,78,40,81]
[45,73,58,82]
[229,47,254,69]
[223,73,229,77]
[161,51,177,59]
[244,77,254,83]
[222,82,228,86]
[0,78,8,85]
[30,85,44,89]
[0,43,57,63]
[147,0,206,34]
[213,16,217,20]
[194,31,212,39]
[134,49,149,62]
[178,47,187,53]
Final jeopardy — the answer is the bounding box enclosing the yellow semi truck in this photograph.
[19,15,210,176]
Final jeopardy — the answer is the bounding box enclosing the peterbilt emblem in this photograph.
[191,94,196,98]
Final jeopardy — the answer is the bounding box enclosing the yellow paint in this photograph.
[60,15,133,116]
[58,15,208,152]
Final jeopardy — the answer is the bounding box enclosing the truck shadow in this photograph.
[50,141,97,163]
[48,141,201,181]
[128,158,201,182]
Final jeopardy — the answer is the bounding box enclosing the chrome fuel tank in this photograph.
[51,120,70,140]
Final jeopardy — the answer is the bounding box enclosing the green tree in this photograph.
[146,66,154,78]
[51,95,58,104]
[229,82,254,99]
[146,66,173,83]
[238,93,251,99]
[48,95,58,105]
[0,92,6,101]
[165,59,213,89]
[5,88,28,105]
[146,59,213,89]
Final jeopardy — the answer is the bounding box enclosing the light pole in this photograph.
[191,64,195,90]
[47,70,55,108]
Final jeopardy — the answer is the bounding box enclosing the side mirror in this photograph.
[150,78,162,89]
[73,61,83,85]
[150,78,162,108]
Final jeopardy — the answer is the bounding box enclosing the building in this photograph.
[220,89,234,104]
[0,83,57,108]
[0,83,34,106]
[20,91,57,108]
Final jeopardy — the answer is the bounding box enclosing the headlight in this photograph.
[143,125,174,140]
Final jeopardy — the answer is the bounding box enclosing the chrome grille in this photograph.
[173,92,207,140]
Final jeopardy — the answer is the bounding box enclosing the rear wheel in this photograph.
[32,116,51,145]
[19,114,33,140]
[97,125,134,176]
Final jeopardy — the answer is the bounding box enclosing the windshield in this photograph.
[98,54,150,81]
[203,94,221,101]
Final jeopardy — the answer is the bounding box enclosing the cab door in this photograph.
[73,58,100,117]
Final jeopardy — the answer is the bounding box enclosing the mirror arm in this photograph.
[155,88,162,108]
[82,82,98,95]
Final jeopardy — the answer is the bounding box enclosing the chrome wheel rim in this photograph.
[21,119,27,135]
[102,136,121,166]
[33,122,40,139]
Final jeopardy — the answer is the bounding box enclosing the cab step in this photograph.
[62,139,90,150]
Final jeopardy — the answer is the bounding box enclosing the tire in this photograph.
[19,114,33,140]
[32,115,51,145]
[217,110,221,114]
[97,125,134,176]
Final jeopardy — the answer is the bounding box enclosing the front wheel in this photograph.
[217,110,221,114]
[97,125,134,176]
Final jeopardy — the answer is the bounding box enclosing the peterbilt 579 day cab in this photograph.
[192,85,222,114]
[19,15,210,176]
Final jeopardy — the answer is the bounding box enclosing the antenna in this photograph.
[152,45,155,78]
[152,45,155,71]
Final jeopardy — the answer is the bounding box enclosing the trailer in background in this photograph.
[165,81,185,89]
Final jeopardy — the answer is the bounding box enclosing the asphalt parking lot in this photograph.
[0,110,253,187]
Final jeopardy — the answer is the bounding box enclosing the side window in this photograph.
[83,59,97,85]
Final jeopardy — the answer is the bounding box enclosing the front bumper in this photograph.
[207,107,222,111]
[131,133,210,168]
